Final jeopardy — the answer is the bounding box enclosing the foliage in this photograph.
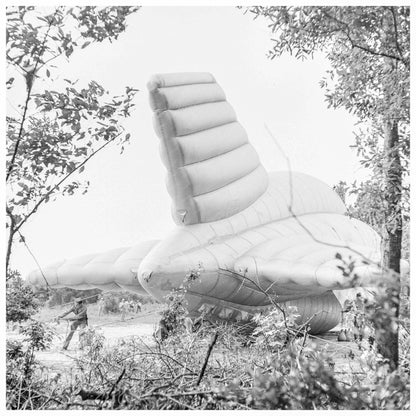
[348,122,409,237]
[246,5,409,368]
[6,269,40,323]
[159,288,189,337]
[252,305,300,351]
[362,280,409,372]
[102,296,121,314]
[47,287,101,307]
[5,7,410,409]
[6,300,410,409]
[333,179,410,259]
[157,267,203,338]
[231,346,348,409]
[6,6,140,270]
[46,287,155,314]
[245,5,410,242]
[78,327,106,362]
[6,278,410,410]
[6,320,54,409]
[21,320,55,351]
[246,6,409,120]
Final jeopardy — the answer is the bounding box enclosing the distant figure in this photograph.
[353,293,366,341]
[155,317,169,341]
[57,298,88,351]
[134,301,142,314]
[128,300,135,313]
[97,295,105,316]
[119,299,125,320]
[355,293,364,313]
[183,317,193,333]
[119,299,129,321]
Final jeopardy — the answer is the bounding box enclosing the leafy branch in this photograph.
[7,8,60,182]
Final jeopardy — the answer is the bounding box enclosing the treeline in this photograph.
[46,287,159,311]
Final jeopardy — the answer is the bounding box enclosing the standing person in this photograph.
[135,301,142,314]
[128,300,134,313]
[355,293,365,313]
[97,295,105,317]
[119,298,127,321]
[354,293,365,341]
[56,298,88,351]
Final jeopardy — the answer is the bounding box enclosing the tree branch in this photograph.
[13,130,124,234]
[349,41,403,64]
[6,52,29,75]
[6,8,61,182]
[37,34,83,72]
[388,7,405,61]
[320,9,405,65]
[6,206,16,271]
[13,231,50,289]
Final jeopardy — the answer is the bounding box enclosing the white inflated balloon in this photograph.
[28,73,384,334]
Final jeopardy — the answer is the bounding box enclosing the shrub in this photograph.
[103,296,121,314]
[5,270,410,410]
[6,320,54,409]
[252,305,300,352]
[6,270,40,323]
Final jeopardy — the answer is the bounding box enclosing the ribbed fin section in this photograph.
[149,82,226,111]
[148,72,268,225]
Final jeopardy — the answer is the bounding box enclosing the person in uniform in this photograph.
[134,301,142,314]
[119,298,129,321]
[97,295,105,316]
[56,298,88,351]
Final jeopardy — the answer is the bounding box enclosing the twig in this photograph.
[106,368,126,405]
[16,230,50,289]
[196,331,219,386]
[219,268,289,329]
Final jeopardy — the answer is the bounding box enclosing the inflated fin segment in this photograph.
[27,241,159,294]
[147,72,269,225]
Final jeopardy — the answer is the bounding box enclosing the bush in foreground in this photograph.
[5,284,409,410]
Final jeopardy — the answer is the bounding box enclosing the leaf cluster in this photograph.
[247,6,409,122]
[6,270,40,323]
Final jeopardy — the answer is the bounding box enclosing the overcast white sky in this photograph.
[8,6,370,277]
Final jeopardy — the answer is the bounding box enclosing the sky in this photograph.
[7,6,371,277]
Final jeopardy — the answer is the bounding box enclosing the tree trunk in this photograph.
[6,232,12,273]
[6,213,15,274]
[377,119,402,370]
